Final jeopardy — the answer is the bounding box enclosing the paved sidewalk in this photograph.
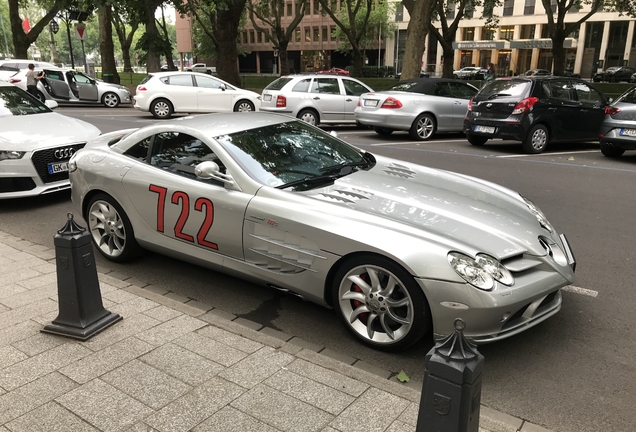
[0,230,553,432]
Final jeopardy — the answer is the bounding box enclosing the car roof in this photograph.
[149,71,217,77]
[278,74,359,79]
[391,77,471,92]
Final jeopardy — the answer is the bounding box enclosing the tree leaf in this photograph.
[396,370,410,383]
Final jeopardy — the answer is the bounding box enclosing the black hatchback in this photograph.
[464,77,609,153]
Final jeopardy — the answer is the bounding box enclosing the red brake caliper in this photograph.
[351,273,370,324]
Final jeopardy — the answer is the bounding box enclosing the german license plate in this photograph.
[474,125,495,133]
[364,99,378,107]
[263,94,272,101]
[619,128,636,136]
[47,162,69,174]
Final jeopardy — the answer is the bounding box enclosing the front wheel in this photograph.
[332,254,431,351]
[298,109,319,126]
[35,90,46,103]
[522,124,549,154]
[102,92,120,108]
[233,99,255,112]
[600,141,625,157]
[409,113,436,141]
[86,193,143,262]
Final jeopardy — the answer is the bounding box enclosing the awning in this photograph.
[453,40,510,50]
[510,38,577,49]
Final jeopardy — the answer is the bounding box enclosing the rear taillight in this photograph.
[357,100,360,107]
[137,86,147,91]
[380,97,402,109]
[605,106,620,115]
[9,78,21,83]
[276,95,286,108]
[511,97,539,115]
[467,97,473,112]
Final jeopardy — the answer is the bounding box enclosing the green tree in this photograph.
[111,3,140,72]
[55,12,99,67]
[0,1,13,58]
[8,0,67,58]
[246,0,308,75]
[156,6,177,69]
[400,0,433,80]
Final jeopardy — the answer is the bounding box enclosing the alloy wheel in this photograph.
[88,200,126,258]
[416,116,434,139]
[103,93,120,108]
[235,101,254,112]
[531,128,548,151]
[154,101,170,118]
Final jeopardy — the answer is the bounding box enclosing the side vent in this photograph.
[383,163,416,179]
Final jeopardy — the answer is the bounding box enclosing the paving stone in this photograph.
[232,317,263,331]
[11,332,66,356]
[352,360,392,379]
[0,372,77,424]
[109,296,160,318]
[0,298,59,331]
[174,332,247,367]
[521,421,552,432]
[0,320,42,348]
[184,300,213,312]
[143,305,183,322]
[264,369,355,415]
[286,359,369,397]
[479,406,524,432]
[396,402,419,427]
[193,406,278,432]
[97,273,131,288]
[163,292,190,303]
[56,379,153,432]
[103,289,140,304]
[386,420,416,432]
[287,337,323,352]
[231,383,333,432]
[29,262,57,275]
[0,342,91,390]
[0,345,28,369]
[0,284,28,300]
[137,314,206,346]
[128,422,160,432]
[80,313,161,352]
[197,325,263,354]
[59,337,154,384]
[102,359,191,410]
[259,326,293,342]
[124,278,148,288]
[0,257,47,274]
[15,272,57,290]
[218,346,294,389]
[1,282,57,309]
[0,268,43,285]
[144,376,245,432]
[30,310,58,326]
[202,308,236,321]
[141,285,170,296]
[329,387,410,432]
[5,401,99,432]
[318,348,357,365]
[140,343,224,386]
[27,249,55,260]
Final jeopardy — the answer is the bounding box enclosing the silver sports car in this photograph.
[70,112,576,350]
[355,78,478,140]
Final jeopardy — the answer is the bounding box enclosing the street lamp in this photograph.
[50,19,59,34]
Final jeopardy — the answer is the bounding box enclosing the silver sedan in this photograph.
[355,78,478,140]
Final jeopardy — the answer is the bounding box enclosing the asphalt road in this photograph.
[2,106,635,432]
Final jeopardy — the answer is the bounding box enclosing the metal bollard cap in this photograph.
[434,318,480,363]
[57,213,86,236]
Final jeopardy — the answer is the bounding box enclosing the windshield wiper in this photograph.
[276,172,344,190]
[319,160,371,175]
[487,93,512,100]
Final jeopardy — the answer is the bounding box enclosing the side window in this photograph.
[342,79,370,96]
[292,79,311,92]
[310,78,340,95]
[74,73,92,84]
[150,132,224,184]
[449,82,478,99]
[124,137,153,161]
[428,83,452,97]
[45,71,64,81]
[572,82,603,104]
[542,80,572,101]
[194,76,223,89]
[167,75,194,87]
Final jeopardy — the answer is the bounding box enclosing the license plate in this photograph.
[619,128,636,136]
[364,100,378,107]
[47,162,69,174]
[474,125,495,133]
[263,94,272,101]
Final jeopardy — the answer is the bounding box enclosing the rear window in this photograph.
[265,77,293,91]
[615,87,636,104]
[139,74,153,85]
[478,80,531,99]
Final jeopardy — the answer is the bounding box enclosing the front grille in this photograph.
[0,177,37,192]
[31,143,86,184]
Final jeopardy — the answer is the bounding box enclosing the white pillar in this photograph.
[574,22,586,75]
[624,21,635,62]
[436,41,443,77]
[454,27,463,70]
[599,21,611,66]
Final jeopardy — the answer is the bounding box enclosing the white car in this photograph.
[134,71,261,119]
[0,82,101,199]
[0,59,56,82]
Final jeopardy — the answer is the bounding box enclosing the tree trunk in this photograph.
[144,0,162,72]
[8,0,62,58]
[352,48,364,78]
[212,1,246,87]
[442,40,454,78]
[551,33,567,76]
[99,6,120,84]
[122,44,133,73]
[279,39,290,75]
[401,0,432,80]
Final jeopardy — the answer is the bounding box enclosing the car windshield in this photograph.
[0,86,51,118]
[215,121,370,190]
[265,77,294,91]
[387,82,418,92]
[478,80,531,98]
[606,67,620,72]
[615,87,636,104]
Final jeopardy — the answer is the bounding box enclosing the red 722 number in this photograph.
[149,184,218,250]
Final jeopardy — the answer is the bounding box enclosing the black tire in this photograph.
[332,254,431,351]
[298,109,319,126]
[522,124,549,154]
[373,127,394,136]
[233,99,255,112]
[600,141,625,157]
[409,113,436,141]
[453,74,459,79]
[467,134,488,146]
[355,121,369,129]
[101,92,120,108]
[35,90,46,103]
[85,193,143,263]
[151,98,173,119]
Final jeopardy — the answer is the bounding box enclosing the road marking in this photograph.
[562,285,598,297]
[370,139,467,146]
[498,150,599,158]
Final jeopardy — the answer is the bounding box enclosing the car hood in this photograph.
[0,112,101,151]
[97,81,130,92]
[307,156,549,259]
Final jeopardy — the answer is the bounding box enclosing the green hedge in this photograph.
[344,66,396,78]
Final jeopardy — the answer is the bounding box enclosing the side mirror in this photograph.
[45,100,58,110]
[194,161,236,188]
[329,130,339,138]
[608,98,613,104]
[219,84,227,91]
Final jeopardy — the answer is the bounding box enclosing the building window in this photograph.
[500,26,514,40]
[264,29,271,42]
[520,25,535,39]
[395,3,404,22]
[541,25,550,38]
[462,27,475,41]
[330,25,336,40]
[567,3,581,13]
[483,2,493,18]
[295,27,301,42]
[503,0,514,16]
[314,27,320,41]
[446,2,456,20]
[524,0,535,15]
[305,27,311,42]
[249,30,255,43]
[464,5,474,18]
[322,26,328,41]
[568,24,580,39]
[242,31,248,44]
[257,31,262,43]
[550,0,557,13]
[314,0,320,14]
[482,27,495,40]
[287,3,292,15]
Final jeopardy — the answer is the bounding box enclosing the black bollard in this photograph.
[416,319,484,432]
[42,213,122,340]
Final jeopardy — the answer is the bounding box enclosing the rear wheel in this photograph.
[151,98,173,119]
[600,141,625,157]
[373,127,394,136]
[467,134,488,146]
[522,124,549,154]
[409,113,436,141]
[35,90,45,103]
[233,100,255,112]
[298,109,319,126]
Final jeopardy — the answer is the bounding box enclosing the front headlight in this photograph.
[68,152,79,173]
[0,151,26,161]
[448,252,514,290]
[522,196,552,232]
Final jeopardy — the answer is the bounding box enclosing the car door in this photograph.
[424,82,454,131]
[448,82,478,129]
[120,131,251,260]
[540,79,581,140]
[193,75,233,112]
[341,78,372,122]
[309,77,345,122]
[42,69,71,99]
[72,72,99,101]
[571,81,606,140]
[165,74,198,111]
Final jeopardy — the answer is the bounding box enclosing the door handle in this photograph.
[313,96,320,100]
[548,107,557,112]
[346,98,353,102]
[580,109,588,113]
